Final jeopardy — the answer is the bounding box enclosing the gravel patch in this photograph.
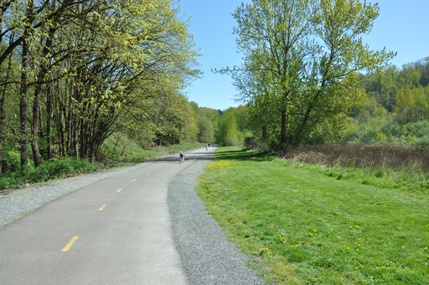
[168,159,266,285]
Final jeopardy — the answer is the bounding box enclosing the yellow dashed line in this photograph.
[116,188,123,193]
[61,236,79,252]
[131,179,137,182]
[98,204,107,211]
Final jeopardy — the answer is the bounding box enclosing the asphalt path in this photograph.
[0,148,218,284]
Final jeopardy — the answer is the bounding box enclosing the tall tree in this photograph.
[394,87,415,124]
[226,0,394,149]
[216,108,241,146]
[230,0,313,147]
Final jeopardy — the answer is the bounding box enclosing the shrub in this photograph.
[2,151,20,173]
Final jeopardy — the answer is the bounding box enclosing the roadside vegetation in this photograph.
[197,147,429,284]
[0,140,203,191]
[0,0,217,185]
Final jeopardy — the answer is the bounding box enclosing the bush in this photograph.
[25,158,99,183]
[0,158,101,189]
[1,151,20,173]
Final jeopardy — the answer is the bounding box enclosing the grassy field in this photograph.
[197,147,429,284]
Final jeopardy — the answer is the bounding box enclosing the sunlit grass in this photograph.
[197,146,429,284]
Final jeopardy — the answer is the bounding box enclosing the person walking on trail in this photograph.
[205,144,208,151]
[179,151,185,162]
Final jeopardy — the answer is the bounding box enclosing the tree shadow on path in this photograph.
[215,148,274,162]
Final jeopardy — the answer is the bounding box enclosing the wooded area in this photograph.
[348,58,429,145]
[0,0,221,174]
[220,57,429,149]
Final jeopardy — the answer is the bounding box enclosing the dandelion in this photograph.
[305,229,317,237]
[424,247,428,251]
[260,247,271,255]
[207,161,234,170]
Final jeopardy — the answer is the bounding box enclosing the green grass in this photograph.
[197,147,429,284]
[101,132,204,163]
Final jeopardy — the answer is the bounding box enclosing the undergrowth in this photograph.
[0,132,204,190]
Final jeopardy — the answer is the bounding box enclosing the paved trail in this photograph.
[0,148,265,285]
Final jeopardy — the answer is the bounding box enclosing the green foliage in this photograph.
[0,0,200,168]
[2,151,21,173]
[100,132,205,163]
[197,147,429,284]
[195,107,219,143]
[0,140,204,189]
[349,58,429,145]
[26,158,99,183]
[215,108,244,146]
[0,158,101,190]
[224,0,393,149]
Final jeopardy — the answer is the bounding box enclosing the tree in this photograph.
[413,86,429,121]
[394,87,415,124]
[230,0,313,147]
[216,108,242,146]
[0,0,199,169]
[226,0,394,149]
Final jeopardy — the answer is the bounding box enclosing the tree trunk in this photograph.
[46,83,52,159]
[31,27,55,167]
[0,79,4,175]
[280,108,287,147]
[0,35,14,174]
[262,125,267,140]
[19,38,29,170]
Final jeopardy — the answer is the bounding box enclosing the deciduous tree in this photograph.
[226,0,394,149]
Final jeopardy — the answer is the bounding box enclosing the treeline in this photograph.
[0,0,205,174]
[222,57,429,148]
[346,57,429,145]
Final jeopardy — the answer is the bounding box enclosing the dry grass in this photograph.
[282,144,429,171]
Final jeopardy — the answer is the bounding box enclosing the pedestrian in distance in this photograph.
[179,151,185,163]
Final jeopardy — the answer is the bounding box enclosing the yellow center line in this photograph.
[98,204,107,211]
[61,236,79,252]
[131,179,137,183]
[116,188,123,193]
[146,172,151,176]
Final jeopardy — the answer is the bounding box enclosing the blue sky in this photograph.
[180,0,429,111]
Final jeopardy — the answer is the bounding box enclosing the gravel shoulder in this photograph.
[168,158,265,285]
